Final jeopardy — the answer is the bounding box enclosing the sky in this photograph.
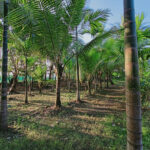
[83,0,150,43]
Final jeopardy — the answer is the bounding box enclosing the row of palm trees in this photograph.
[0,0,143,149]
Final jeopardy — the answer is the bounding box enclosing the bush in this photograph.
[140,71,150,103]
[43,79,56,87]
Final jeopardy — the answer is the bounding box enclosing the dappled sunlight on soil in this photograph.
[0,85,149,150]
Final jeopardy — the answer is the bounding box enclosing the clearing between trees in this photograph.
[0,84,149,150]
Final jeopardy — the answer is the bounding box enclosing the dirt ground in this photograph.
[0,85,149,150]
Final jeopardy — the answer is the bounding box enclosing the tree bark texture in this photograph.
[99,72,103,90]
[55,64,63,108]
[124,0,143,149]
[0,0,8,130]
[76,55,81,102]
[25,55,28,104]
[75,26,81,102]
[49,65,53,79]
[68,63,71,92]
[88,80,91,95]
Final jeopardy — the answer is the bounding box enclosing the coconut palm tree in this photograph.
[0,0,9,130]
[80,36,124,93]
[72,9,110,102]
[9,0,87,108]
[9,0,113,108]
[9,32,35,104]
[135,13,150,72]
[124,0,143,149]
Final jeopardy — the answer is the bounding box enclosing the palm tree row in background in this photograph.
[0,0,150,149]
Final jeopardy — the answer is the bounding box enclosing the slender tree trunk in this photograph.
[105,76,107,88]
[100,79,102,89]
[75,26,81,103]
[8,74,18,94]
[94,74,98,92]
[76,55,81,102]
[25,55,28,104]
[94,81,97,92]
[68,63,71,92]
[99,79,102,90]
[55,64,63,108]
[109,73,114,85]
[38,81,42,94]
[106,72,109,88]
[31,78,34,90]
[49,65,53,80]
[99,72,103,90]
[0,0,8,130]
[124,0,143,149]
[88,80,91,95]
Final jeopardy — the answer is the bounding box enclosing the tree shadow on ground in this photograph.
[5,85,127,150]
[1,116,126,150]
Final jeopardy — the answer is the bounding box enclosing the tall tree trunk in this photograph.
[0,0,8,130]
[31,78,34,90]
[99,79,102,90]
[68,63,71,92]
[49,65,53,80]
[25,55,28,104]
[109,73,114,85]
[75,26,81,103]
[76,55,81,102]
[94,74,98,92]
[55,64,63,108]
[99,72,103,90]
[124,0,143,149]
[105,76,107,88]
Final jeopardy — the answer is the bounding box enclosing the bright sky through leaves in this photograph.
[83,0,150,43]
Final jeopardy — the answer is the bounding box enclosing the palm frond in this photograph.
[78,28,116,56]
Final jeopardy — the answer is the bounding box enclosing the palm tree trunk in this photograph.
[31,78,34,90]
[105,76,107,88]
[76,55,81,102]
[68,63,71,92]
[94,80,97,92]
[99,71,103,90]
[49,65,53,79]
[55,64,63,108]
[124,0,143,149]
[88,80,91,95]
[0,0,8,130]
[25,55,28,104]
[109,73,114,85]
[75,26,81,103]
